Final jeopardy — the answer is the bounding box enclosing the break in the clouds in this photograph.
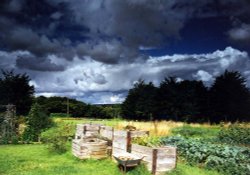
[0,0,250,103]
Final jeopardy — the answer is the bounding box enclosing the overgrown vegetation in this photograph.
[22,103,53,142]
[41,122,75,154]
[171,125,220,139]
[217,123,250,146]
[161,136,250,175]
[132,136,162,147]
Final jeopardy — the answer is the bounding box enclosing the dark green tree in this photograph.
[209,70,250,122]
[157,77,209,122]
[0,70,34,115]
[157,77,180,120]
[122,80,157,120]
[35,96,88,117]
[23,103,53,142]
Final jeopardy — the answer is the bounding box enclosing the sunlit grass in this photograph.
[0,144,122,175]
[58,118,220,136]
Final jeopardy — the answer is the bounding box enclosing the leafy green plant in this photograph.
[41,122,75,154]
[22,103,53,142]
[161,136,250,175]
[217,123,250,146]
[132,136,162,147]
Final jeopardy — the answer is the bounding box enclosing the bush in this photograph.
[23,103,53,142]
[161,136,250,175]
[217,123,250,146]
[132,136,162,147]
[41,122,75,154]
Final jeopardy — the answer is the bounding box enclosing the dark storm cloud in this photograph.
[16,54,65,72]
[76,40,139,64]
[1,0,250,66]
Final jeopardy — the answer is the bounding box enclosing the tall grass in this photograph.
[59,118,222,136]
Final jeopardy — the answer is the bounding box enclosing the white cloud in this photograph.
[193,70,213,82]
[228,23,250,41]
[1,47,250,104]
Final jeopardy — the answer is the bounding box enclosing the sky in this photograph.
[0,0,250,104]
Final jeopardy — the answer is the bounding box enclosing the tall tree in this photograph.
[210,70,250,122]
[0,70,34,115]
[157,77,181,120]
[157,77,209,122]
[122,80,157,120]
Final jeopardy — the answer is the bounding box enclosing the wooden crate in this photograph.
[72,138,108,159]
[131,144,177,175]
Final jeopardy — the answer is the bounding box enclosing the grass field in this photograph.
[0,144,221,175]
[4,117,247,175]
[57,117,220,136]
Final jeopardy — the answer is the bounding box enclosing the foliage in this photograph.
[157,78,209,122]
[23,103,53,142]
[50,113,72,118]
[121,71,250,122]
[161,136,250,175]
[217,123,250,146]
[122,79,157,120]
[0,70,34,115]
[35,96,118,119]
[132,136,162,147]
[35,96,88,118]
[41,122,75,154]
[171,125,219,139]
[210,70,250,122]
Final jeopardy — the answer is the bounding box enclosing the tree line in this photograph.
[1,69,250,124]
[121,70,250,123]
[0,70,120,119]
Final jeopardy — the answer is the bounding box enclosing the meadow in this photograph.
[0,143,220,175]
[1,118,249,175]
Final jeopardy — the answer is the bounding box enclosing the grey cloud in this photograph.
[16,54,65,72]
[5,27,61,56]
[228,23,250,42]
[20,47,250,103]
[51,12,63,20]
[1,0,250,66]
[76,40,138,64]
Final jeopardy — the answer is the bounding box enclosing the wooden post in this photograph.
[83,125,86,135]
[127,131,131,152]
[111,127,114,142]
[152,149,158,175]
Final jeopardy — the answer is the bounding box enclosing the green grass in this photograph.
[55,117,123,127]
[0,144,122,175]
[0,144,221,175]
[168,163,221,175]
[170,125,220,139]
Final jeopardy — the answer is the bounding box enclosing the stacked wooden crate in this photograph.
[75,123,103,139]
[72,138,108,159]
